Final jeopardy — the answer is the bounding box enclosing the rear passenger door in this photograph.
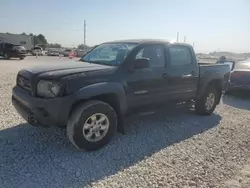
[166,45,199,100]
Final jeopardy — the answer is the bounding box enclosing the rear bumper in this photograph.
[12,86,75,127]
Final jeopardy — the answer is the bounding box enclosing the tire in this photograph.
[20,57,25,60]
[195,85,218,115]
[67,100,117,151]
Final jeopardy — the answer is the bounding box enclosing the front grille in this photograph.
[17,75,31,92]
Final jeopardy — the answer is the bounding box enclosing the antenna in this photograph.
[84,20,86,46]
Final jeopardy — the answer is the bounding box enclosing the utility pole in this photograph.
[184,36,186,43]
[84,20,86,47]
[193,42,194,48]
[176,32,179,42]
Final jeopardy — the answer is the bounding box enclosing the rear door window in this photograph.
[169,45,192,66]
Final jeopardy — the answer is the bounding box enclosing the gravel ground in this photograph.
[0,56,250,188]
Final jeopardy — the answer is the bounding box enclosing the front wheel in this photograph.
[67,100,117,151]
[195,85,218,115]
[20,57,25,60]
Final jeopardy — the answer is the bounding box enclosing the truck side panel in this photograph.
[196,64,230,100]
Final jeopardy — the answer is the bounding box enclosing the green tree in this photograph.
[37,34,47,44]
[30,34,48,46]
[78,44,89,49]
[47,43,62,48]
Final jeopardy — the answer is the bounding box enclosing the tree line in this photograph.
[20,32,91,49]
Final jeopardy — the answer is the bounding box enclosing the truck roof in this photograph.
[103,39,192,47]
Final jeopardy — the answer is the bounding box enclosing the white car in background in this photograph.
[31,47,45,56]
[75,49,87,57]
[63,49,73,57]
[47,50,60,56]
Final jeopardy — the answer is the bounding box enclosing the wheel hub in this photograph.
[82,113,110,142]
[205,93,215,111]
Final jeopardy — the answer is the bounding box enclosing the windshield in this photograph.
[80,43,137,66]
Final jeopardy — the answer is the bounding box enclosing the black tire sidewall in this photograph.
[70,101,117,150]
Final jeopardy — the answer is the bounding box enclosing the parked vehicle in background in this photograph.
[63,49,73,57]
[35,44,46,50]
[75,49,87,57]
[224,60,250,92]
[12,39,232,151]
[0,33,33,52]
[47,50,60,56]
[31,47,45,56]
[0,42,27,60]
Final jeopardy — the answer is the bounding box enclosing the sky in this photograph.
[1,0,250,53]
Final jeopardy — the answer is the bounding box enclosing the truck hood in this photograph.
[24,61,117,78]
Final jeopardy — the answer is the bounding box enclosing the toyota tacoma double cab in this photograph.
[12,39,232,150]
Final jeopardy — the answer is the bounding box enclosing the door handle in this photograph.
[181,74,192,78]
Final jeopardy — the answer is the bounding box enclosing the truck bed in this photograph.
[198,63,231,91]
[199,62,231,77]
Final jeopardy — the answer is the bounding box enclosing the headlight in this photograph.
[36,80,62,98]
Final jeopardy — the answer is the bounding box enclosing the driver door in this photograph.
[126,44,169,109]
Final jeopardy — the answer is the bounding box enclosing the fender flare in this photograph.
[196,72,224,101]
[74,82,127,115]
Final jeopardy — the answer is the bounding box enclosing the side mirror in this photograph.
[134,58,150,69]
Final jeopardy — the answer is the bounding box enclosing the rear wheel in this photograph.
[67,100,117,151]
[20,57,25,60]
[195,85,218,115]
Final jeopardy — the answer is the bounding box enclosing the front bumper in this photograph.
[12,86,75,127]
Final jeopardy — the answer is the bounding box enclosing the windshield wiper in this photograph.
[79,59,112,66]
[90,61,114,66]
[79,59,93,64]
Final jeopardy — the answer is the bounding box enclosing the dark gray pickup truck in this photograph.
[12,39,232,150]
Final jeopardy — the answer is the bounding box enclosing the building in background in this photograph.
[0,33,33,51]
